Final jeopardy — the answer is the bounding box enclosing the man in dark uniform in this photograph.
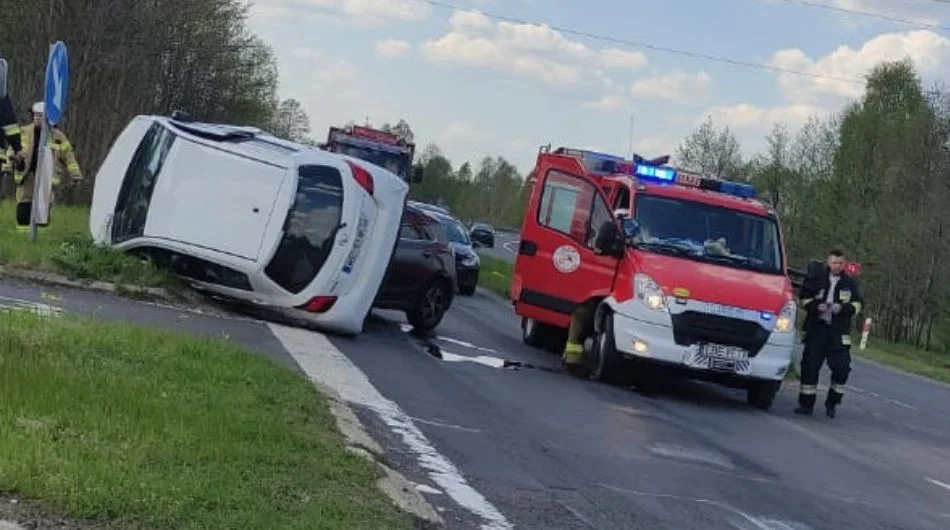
[795,249,864,418]
[0,58,24,175]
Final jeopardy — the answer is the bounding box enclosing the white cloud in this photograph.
[630,71,712,104]
[248,0,429,24]
[699,103,826,136]
[421,9,647,90]
[582,93,632,111]
[375,39,412,58]
[599,49,649,71]
[631,135,677,157]
[832,0,944,26]
[769,30,950,104]
[443,121,494,144]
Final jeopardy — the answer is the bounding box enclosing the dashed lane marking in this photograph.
[926,477,950,493]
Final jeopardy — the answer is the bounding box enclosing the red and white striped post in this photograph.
[859,318,872,350]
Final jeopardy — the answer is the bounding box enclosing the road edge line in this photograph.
[314,381,443,526]
[268,323,512,530]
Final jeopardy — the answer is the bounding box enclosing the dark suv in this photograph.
[469,222,495,248]
[428,211,480,296]
[374,204,457,331]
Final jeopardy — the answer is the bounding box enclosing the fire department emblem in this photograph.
[553,245,581,273]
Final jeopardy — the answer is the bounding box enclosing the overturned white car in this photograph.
[89,114,408,335]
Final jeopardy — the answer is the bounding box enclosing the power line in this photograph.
[777,0,950,32]
[409,0,864,85]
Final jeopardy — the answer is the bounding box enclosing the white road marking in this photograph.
[597,484,812,530]
[268,323,512,530]
[414,483,444,495]
[410,416,483,433]
[440,350,512,369]
[502,241,519,255]
[0,296,62,317]
[847,385,917,410]
[926,477,950,493]
[435,336,500,355]
[557,500,595,527]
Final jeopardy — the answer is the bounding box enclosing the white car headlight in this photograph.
[634,273,667,311]
[462,255,479,267]
[774,300,796,333]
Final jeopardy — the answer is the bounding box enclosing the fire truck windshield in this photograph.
[632,194,783,275]
[335,143,410,179]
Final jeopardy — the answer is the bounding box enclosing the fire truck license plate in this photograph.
[700,343,748,372]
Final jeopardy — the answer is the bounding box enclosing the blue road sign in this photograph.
[44,41,68,126]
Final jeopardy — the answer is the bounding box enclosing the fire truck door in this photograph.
[515,168,619,323]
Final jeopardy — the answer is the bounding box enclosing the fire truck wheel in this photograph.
[746,380,781,411]
[590,314,628,385]
[521,318,567,353]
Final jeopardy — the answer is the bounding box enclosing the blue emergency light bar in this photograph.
[633,163,676,182]
[632,162,757,199]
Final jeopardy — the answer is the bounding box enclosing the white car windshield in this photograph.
[632,193,783,275]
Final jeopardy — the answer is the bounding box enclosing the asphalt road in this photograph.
[477,229,519,264]
[4,278,950,529]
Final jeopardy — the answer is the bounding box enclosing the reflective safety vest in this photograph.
[13,123,82,203]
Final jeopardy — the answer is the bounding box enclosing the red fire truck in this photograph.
[512,146,797,410]
[320,125,419,183]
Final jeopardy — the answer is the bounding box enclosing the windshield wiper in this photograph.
[700,253,749,265]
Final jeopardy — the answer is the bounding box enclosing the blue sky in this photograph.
[248,0,950,174]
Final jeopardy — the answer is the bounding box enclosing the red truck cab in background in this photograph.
[320,125,419,183]
[512,147,798,410]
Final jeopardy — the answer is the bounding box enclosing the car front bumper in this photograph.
[609,301,794,383]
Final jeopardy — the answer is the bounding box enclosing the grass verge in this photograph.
[857,340,950,385]
[0,202,175,290]
[0,312,411,530]
[478,254,513,299]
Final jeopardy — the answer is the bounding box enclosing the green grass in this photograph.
[0,312,411,530]
[478,254,514,298]
[857,340,950,385]
[0,202,175,290]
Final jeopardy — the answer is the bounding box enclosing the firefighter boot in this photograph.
[825,384,845,418]
[562,305,589,377]
[795,386,817,415]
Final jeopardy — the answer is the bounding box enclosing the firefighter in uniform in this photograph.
[1,82,23,173]
[795,249,864,418]
[13,101,82,231]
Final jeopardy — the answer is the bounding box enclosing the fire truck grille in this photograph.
[670,311,770,356]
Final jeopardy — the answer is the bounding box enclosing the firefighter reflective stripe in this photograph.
[842,334,852,346]
[799,384,817,395]
[3,123,19,137]
[799,297,814,309]
[850,301,863,315]
[67,162,79,173]
[830,383,845,393]
[563,341,584,364]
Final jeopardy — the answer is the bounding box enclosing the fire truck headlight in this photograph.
[775,300,797,333]
[634,274,667,312]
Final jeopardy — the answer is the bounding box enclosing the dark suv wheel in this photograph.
[408,278,452,331]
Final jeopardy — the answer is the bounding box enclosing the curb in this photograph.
[0,266,225,311]
[313,382,444,527]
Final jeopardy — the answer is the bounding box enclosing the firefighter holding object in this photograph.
[795,249,864,418]
[13,101,82,230]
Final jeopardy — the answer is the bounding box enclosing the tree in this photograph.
[271,98,311,142]
[381,119,415,143]
[675,116,744,179]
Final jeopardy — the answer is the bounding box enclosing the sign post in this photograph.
[29,41,68,242]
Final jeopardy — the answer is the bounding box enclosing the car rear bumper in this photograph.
[611,311,792,382]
